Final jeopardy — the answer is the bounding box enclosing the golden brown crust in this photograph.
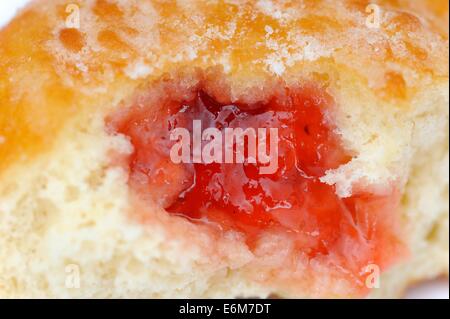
[0,0,448,174]
[0,1,448,299]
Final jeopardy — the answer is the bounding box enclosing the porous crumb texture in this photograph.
[0,0,448,298]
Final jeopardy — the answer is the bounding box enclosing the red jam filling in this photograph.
[109,84,403,291]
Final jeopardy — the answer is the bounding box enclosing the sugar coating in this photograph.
[0,0,448,298]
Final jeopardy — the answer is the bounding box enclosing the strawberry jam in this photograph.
[109,81,403,292]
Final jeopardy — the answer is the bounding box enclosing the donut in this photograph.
[0,0,448,298]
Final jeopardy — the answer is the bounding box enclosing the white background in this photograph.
[0,0,30,27]
[0,0,448,300]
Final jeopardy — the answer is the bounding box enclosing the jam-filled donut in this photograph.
[0,0,448,298]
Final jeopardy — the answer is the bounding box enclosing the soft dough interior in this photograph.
[0,69,447,298]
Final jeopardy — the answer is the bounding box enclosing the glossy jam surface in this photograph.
[110,85,402,289]
[164,88,351,250]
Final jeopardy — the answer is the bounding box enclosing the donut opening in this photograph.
[108,72,404,295]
